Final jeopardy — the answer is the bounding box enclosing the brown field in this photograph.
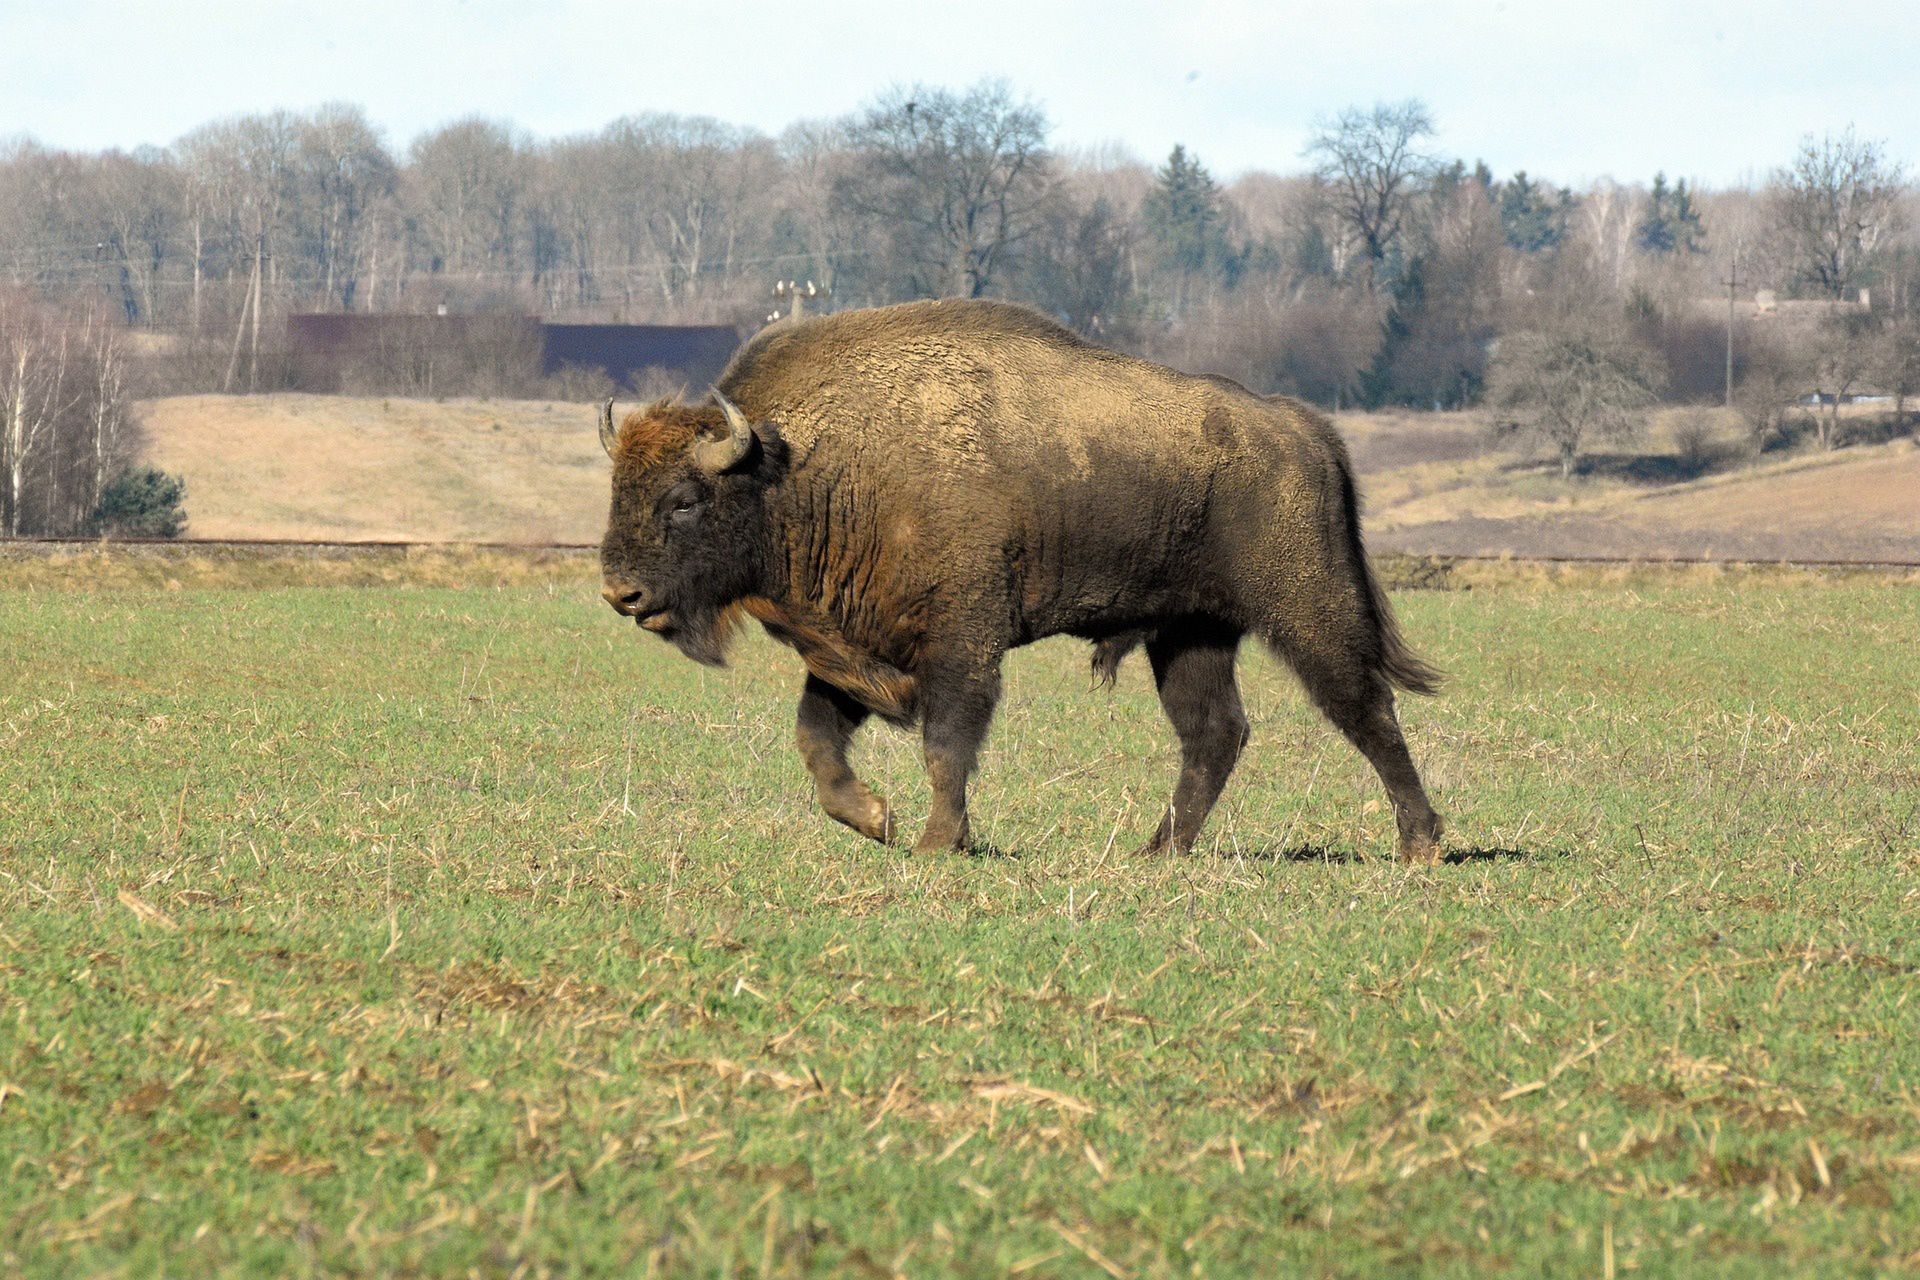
[140,394,609,543]
[1372,446,1920,562]
[1343,408,1920,562]
[136,393,1919,561]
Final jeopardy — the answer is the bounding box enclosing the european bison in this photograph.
[599,299,1445,860]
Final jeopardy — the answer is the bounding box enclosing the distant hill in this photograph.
[136,394,1920,562]
[1343,410,1920,563]
[1368,444,1920,562]
[139,394,609,543]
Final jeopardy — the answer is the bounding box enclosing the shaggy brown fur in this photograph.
[599,298,1445,860]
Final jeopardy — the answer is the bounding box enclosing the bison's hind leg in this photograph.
[1266,625,1443,863]
[796,675,895,844]
[1139,620,1249,856]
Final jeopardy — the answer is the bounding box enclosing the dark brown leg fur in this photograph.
[914,667,1000,853]
[796,675,893,844]
[1140,624,1249,855]
[1292,656,1443,863]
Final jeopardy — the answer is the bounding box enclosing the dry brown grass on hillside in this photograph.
[1341,407,1920,562]
[132,393,1919,562]
[138,394,613,543]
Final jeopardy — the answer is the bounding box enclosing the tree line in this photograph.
[1,83,1915,531]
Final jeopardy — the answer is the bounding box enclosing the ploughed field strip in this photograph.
[2,570,1917,1277]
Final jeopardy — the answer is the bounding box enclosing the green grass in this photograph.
[3,565,1917,1277]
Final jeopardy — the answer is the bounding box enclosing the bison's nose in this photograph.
[602,583,651,617]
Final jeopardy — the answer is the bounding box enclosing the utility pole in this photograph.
[1724,244,1743,408]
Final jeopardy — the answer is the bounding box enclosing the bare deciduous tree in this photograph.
[295,104,396,311]
[1572,178,1637,290]
[842,80,1052,299]
[1808,311,1878,449]
[1024,194,1139,339]
[76,301,131,519]
[0,289,136,535]
[1305,99,1437,289]
[1252,283,1384,408]
[0,286,72,534]
[94,149,182,326]
[1873,311,1920,432]
[777,121,863,298]
[1732,331,1810,452]
[408,118,527,285]
[1487,317,1666,478]
[173,113,302,388]
[1768,129,1906,300]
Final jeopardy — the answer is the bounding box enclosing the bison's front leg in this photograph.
[914,667,1001,853]
[796,675,894,844]
[1140,625,1249,855]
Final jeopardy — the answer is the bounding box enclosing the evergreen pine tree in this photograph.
[1637,173,1677,253]
[1142,145,1235,310]
[90,466,188,538]
[1667,178,1706,253]
[1636,172,1706,254]
[1498,171,1571,252]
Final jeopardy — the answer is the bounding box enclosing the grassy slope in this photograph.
[2,568,1917,1276]
[138,394,610,543]
[1342,410,1920,562]
[135,394,1920,560]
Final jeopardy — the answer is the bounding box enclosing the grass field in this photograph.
[3,558,1918,1276]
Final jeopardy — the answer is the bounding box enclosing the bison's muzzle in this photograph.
[601,581,653,618]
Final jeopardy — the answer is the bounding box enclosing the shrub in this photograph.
[91,467,188,538]
[1669,407,1733,476]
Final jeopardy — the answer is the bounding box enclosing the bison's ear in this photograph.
[597,396,618,457]
[694,390,758,474]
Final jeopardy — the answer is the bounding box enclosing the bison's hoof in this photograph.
[1394,811,1445,865]
[1134,813,1183,857]
[1396,837,1443,866]
[911,816,970,855]
[823,789,895,845]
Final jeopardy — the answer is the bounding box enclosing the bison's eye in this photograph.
[659,482,707,530]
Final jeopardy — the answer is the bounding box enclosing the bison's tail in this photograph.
[1335,454,1444,697]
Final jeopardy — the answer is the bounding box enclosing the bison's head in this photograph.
[598,392,784,666]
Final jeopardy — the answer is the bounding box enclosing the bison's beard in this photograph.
[654,600,740,668]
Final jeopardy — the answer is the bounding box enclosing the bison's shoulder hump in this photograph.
[724,300,1095,381]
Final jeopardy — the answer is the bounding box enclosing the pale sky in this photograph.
[3,0,1916,187]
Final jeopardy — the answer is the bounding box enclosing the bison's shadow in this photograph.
[1439,845,1540,865]
[946,842,1547,865]
[1225,844,1542,866]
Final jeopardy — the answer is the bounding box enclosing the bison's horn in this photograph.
[695,389,755,473]
[597,396,618,457]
